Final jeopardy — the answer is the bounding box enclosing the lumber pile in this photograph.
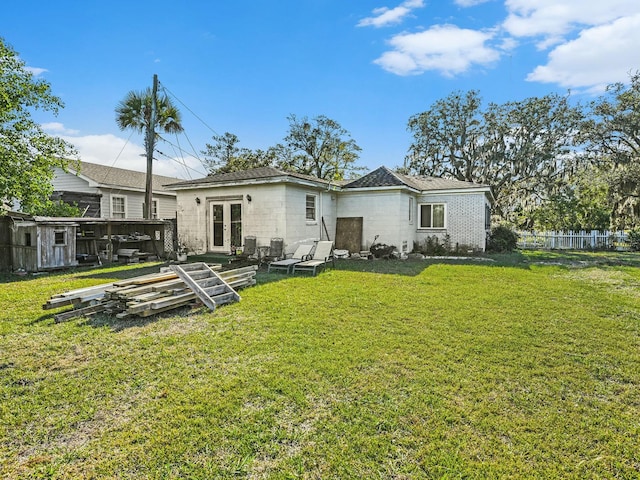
[43,264,257,322]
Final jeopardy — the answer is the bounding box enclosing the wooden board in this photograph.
[335,217,363,253]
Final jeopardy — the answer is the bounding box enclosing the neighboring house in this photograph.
[52,161,182,219]
[167,166,493,255]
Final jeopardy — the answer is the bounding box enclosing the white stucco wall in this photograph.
[175,182,335,255]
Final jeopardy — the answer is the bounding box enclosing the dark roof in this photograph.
[166,166,333,188]
[343,166,488,191]
[69,161,182,193]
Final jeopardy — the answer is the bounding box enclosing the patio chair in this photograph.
[267,244,314,274]
[292,241,335,276]
[236,236,257,261]
[263,237,284,264]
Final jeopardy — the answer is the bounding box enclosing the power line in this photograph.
[159,81,220,138]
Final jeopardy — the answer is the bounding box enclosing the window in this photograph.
[306,194,317,222]
[485,204,491,230]
[152,199,158,219]
[419,203,446,228]
[25,232,32,246]
[111,195,126,218]
[54,231,66,245]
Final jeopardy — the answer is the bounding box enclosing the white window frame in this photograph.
[305,194,317,223]
[419,203,446,229]
[151,199,159,219]
[111,194,126,219]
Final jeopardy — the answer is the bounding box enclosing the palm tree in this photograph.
[115,78,183,218]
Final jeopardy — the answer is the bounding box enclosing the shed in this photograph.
[9,214,79,272]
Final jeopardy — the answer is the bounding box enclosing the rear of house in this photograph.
[167,166,492,256]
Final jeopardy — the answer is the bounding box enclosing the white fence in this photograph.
[517,230,630,251]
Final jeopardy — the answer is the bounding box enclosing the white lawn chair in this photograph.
[292,241,334,276]
[267,244,313,274]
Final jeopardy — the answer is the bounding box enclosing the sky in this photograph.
[2,0,639,180]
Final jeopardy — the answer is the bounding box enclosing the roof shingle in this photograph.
[70,161,182,192]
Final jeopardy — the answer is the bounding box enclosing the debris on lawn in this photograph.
[43,263,257,322]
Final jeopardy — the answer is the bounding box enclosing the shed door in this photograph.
[335,217,363,253]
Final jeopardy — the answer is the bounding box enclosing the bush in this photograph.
[487,225,519,253]
[413,235,449,256]
[628,228,640,251]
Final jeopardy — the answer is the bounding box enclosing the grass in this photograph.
[1,252,639,478]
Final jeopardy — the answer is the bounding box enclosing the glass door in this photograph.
[209,201,242,252]
[210,203,224,250]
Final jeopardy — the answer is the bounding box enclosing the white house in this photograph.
[167,166,493,255]
[52,161,182,219]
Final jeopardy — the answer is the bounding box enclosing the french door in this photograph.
[209,201,242,252]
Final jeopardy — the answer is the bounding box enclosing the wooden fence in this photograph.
[516,230,630,251]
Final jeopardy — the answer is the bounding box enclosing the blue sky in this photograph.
[2,0,639,179]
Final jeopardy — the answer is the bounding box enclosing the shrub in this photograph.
[628,228,640,251]
[487,225,519,253]
[414,235,449,256]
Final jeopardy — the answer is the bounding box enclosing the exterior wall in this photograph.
[283,185,336,254]
[177,184,288,254]
[337,190,410,251]
[176,183,336,255]
[53,168,177,219]
[416,192,488,251]
[101,189,177,219]
[52,168,98,194]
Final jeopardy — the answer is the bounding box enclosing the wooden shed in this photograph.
[9,214,79,272]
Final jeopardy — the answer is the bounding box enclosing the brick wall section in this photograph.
[416,192,489,251]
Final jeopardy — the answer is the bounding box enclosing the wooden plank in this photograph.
[54,302,112,323]
[127,292,196,314]
[43,297,82,310]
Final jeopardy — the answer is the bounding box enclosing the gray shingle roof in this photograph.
[343,166,487,191]
[71,161,182,193]
[166,166,333,188]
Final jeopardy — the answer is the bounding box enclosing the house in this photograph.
[167,166,493,256]
[52,161,182,219]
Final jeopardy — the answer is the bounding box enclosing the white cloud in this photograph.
[60,133,203,180]
[25,66,47,76]
[41,122,79,135]
[527,14,640,92]
[374,24,500,76]
[454,0,491,6]
[503,0,640,47]
[358,0,425,28]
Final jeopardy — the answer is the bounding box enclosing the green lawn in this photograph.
[1,253,639,478]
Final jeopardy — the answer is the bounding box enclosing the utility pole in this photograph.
[144,74,158,219]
